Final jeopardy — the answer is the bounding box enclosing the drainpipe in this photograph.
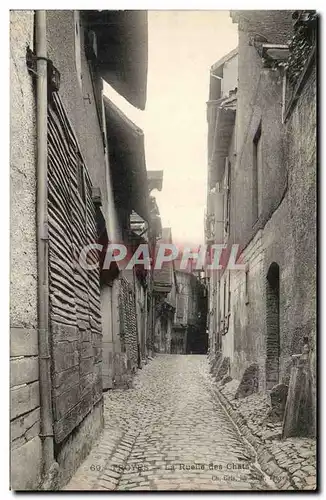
[132,265,142,369]
[35,10,56,478]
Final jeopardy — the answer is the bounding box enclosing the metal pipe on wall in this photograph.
[35,10,56,476]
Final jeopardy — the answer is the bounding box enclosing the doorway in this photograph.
[265,262,280,390]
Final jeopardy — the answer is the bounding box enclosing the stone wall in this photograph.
[262,66,316,384]
[10,10,42,490]
[231,29,287,249]
[118,277,139,375]
[221,231,266,388]
[217,12,316,404]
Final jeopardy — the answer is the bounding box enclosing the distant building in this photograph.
[173,270,208,354]
[153,228,177,353]
[205,47,238,356]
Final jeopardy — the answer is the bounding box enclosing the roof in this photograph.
[104,95,149,221]
[83,10,148,110]
[211,47,238,73]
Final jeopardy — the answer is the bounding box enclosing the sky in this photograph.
[104,10,238,247]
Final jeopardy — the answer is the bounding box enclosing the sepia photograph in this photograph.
[9,8,317,492]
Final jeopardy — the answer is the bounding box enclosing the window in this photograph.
[76,156,86,203]
[220,271,231,335]
[74,11,83,90]
[222,277,227,331]
[245,264,249,305]
[252,123,262,223]
[209,65,223,101]
[266,262,280,389]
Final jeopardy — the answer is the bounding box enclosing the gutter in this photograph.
[35,10,58,486]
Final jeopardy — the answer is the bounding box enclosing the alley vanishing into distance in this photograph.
[10,10,316,491]
[65,355,273,491]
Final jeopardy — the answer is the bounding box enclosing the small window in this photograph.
[76,157,86,203]
[74,11,83,90]
[228,271,231,315]
[209,65,223,101]
[223,158,231,237]
[245,264,249,305]
[252,123,262,223]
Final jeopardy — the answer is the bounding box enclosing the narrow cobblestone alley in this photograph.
[65,355,274,491]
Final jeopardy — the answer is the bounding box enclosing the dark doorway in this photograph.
[186,324,208,354]
[265,262,280,390]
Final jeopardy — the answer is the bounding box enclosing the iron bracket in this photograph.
[26,47,61,92]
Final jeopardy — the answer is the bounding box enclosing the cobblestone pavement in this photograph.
[65,355,275,491]
[217,376,317,490]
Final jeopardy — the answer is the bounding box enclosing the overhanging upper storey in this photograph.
[208,106,236,187]
[207,48,238,188]
[83,10,148,110]
[208,48,238,103]
[104,95,149,221]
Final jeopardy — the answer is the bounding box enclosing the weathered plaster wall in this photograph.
[225,14,291,387]
[220,14,316,396]
[264,67,316,381]
[286,67,316,354]
[101,278,132,390]
[10,12,37,329]
[221,232,265,387]
[231,29,287,250]
[10,10,43,490]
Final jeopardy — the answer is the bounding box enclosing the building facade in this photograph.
[153,228,177,353]
[10,9,152,490]
[172,270,208,355]
[206,10,316,437]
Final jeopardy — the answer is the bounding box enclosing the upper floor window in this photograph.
[209,67,223,101]
[74,11,83,90]
[76,156,86,204]
[245,264,249,305]
[252,123,262,224]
